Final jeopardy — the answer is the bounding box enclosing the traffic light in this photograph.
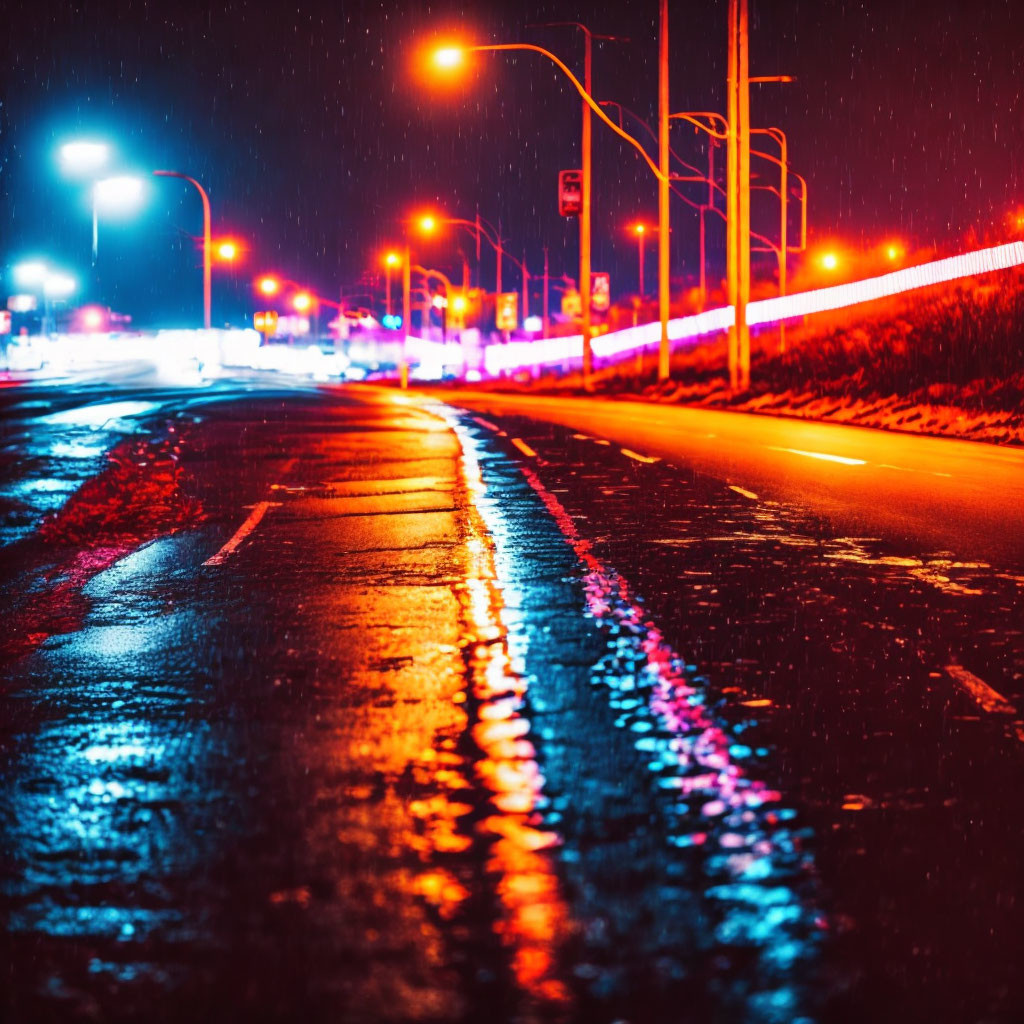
[558,170,583,217]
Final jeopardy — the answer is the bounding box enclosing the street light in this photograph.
[822,252,839,271]
[215,240,239,261]
[257,275,281,296]
[59,141,110,176]
[152,169,212,329]
[400,214,442,388]
[428,23,674,383]
[429,214,532,316]
[12,261,49,288]
[384,251,400,316]
[633,223,649,297]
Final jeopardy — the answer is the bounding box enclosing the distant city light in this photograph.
[276,315,310,335]
[59,141,110,175]
[79,306,106,331]
[93,175,145,213]
[7,294,38,313]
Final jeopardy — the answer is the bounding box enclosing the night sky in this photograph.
[2,0,1021,327]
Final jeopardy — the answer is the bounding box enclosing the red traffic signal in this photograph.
[558,169,583,217]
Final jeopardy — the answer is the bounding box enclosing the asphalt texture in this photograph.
[1,378,1022,1023]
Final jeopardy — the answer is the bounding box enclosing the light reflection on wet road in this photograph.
[1,381,1022,1022]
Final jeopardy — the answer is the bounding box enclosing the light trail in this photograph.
[482,240,1024,376]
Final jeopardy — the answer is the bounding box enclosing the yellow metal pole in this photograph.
[657,0,670,381]
[738,0,751,391]
[401,243,410,389]
[726,0,739,390]
[581,31,593,385]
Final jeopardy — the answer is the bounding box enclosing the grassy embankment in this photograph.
[608,269,1024,444]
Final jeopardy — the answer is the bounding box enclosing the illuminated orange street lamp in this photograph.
[384,251,401,316]
[292,291,315,313]
[400,214,441,388]
[633,223,650,296]
[428,27,673,384]
[821,251,839,271]
[214,239,239,261]
[885,242,903,262]
[257,275,281,297]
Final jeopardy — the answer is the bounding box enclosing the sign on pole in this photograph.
[254,310,279,343]
[558,170,583,217]
[495,292,518,331]
[561,290,582,317]
[590,272,610,312]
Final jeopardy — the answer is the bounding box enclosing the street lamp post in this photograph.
[402,244,412,389]
[634,224,647,296]
[430,36,673,382]
[152,170,212,329]
[658,0,671,381]
[384,251,400,317]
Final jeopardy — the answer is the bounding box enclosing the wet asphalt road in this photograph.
[1,378,1023,1023]
[431,390,1024,568]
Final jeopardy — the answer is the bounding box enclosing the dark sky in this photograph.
[2,0,1021,327]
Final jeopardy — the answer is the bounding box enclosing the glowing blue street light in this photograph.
[59,140,110,177]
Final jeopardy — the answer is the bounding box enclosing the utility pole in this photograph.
[727,0,751,391]
[581,31,593,385]
[542,246,550,338]
[657,0,671,381]
[401,244,410,389]
[521,248,529,319]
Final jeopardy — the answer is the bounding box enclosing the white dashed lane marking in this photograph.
[729,485,759,501]
[620,448,660,464]
[510,437,538,459]
[204,501,281,566]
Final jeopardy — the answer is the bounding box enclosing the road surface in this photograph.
[431,389,1024,567]
[1,376,1022,1023]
